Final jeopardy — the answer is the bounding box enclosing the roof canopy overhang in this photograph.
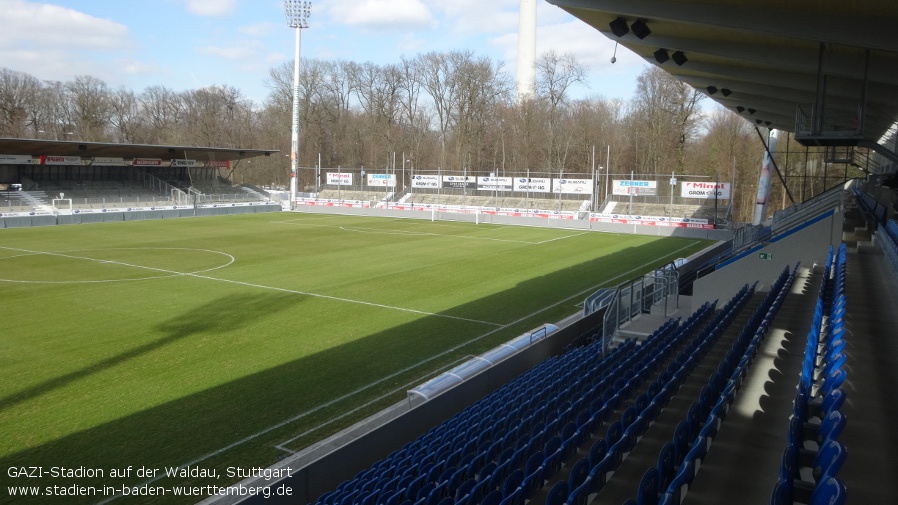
[0,138,278,162]
[548,0,898,150]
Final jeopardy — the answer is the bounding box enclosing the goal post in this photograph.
[52,198,72,212]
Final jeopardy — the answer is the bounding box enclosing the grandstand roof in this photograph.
[0,138,278,162]
[548,0,898,147]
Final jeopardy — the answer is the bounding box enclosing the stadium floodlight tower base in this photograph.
[284,0,311,210]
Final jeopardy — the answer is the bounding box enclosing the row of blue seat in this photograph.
[312,291,735,505]
[549,274,800,505]
[653,265,798,505]
[544,287,758,505]
[773,245,849,505]
[314,265,802,505]
[311,304,706,505]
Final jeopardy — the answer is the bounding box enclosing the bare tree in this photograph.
[535,51,587,172]
[629,66,704,175]
[63,75,112,141]
[139,85,184,145]
[0,68,42,137]
[108,86,140,143]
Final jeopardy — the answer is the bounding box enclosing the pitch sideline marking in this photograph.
[272,217,588,245]
[0,245,501,327]
[124,241,699,483]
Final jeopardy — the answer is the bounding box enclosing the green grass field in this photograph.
[0,213,711,503]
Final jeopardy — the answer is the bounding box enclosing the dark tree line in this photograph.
[0,51,853,223]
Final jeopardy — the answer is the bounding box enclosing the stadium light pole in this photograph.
[285,0,311,209]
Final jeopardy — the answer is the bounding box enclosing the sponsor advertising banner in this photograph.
[612,179,657,196]
[681,181,731,199]
[590,213,713,229]
[0,154,33,164]
[442,175,476,189]
[411,174,440,188]
[367,173,396,187]
[91,157,125,166]
[553,178,593,195]
[205,160,231,168]
[477,176,513,191]
[326,172,353,186]
[513,177,551,193]
[133,158,162,166]
[40,155,82,166]
[170,159,198,167]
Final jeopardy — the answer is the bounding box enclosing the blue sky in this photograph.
[1,0,649,105]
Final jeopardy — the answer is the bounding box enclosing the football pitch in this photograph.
[0,212,712,503]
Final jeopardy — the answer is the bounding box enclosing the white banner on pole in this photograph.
[411,174,440,188]
[513,177,551,193]
[327,172,353,186]
[477,176,513,191]
[612,179,657,196]
[367,173,396,187]
[680,181,731,199]
[552,178,593,194]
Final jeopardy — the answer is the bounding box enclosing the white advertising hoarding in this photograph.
[411,174,440,189]
[477,176,513,191]
[327,172,353,186]
[552,178,593,195]
[0,154,33,164]
[513,177,551,193]
[367,173,396,187]
[680,181,731,199]
[442,175,476,189]
[612,179,657,196]
[91,157,125,166]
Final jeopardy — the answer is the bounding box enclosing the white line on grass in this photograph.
[0,246,501,326]
[96,241,699,503]
[272,218,587,245]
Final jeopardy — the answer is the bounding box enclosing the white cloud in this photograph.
[0,0,135,84]
[181,0,236,17]
[239,22,277,37]
[197,43,259,61]
[323,0,434,31]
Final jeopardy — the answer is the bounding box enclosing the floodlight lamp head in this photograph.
[284,0,311,28]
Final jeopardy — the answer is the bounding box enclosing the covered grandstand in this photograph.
[0,139,281,225]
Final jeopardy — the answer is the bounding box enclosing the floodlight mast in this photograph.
[284,0,311,209]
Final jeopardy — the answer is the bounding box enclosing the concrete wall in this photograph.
[691,208,842,309]
[0,204,281,228]
[228,310,605,505]
[292,206,733,241]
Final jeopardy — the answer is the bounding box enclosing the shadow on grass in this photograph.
[0,292,300,414]
[0,236,708,504]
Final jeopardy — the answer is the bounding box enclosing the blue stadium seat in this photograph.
[544,481,568,505]
[566,477,593,505]
[454,479,475,503]
[480,490,502,505]
[567,457,590,491]
[810,439,847,483]
[637,467,660,505]
[656,442,675,491]
[588,438,607,467]
[808,476,847,505]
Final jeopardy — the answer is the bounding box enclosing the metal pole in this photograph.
[284,1,311,210]
[605,145,611,208]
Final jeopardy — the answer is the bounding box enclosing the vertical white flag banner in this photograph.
[753,130,778,225]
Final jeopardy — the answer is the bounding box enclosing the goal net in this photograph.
[52,198,72,212]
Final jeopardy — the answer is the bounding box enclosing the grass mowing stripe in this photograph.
[0,213,714,504]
